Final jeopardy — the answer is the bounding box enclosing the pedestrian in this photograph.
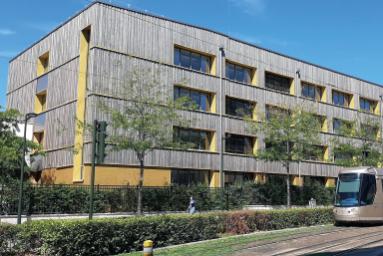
[187,196,196,214]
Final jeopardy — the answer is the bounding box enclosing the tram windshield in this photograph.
[335,173,376,207]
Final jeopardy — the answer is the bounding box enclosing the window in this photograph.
[33,131,44,147]
[265,141,292,155]
[361,124,379,140]
[301,82,322,101]
[304,145,325,161]
[36,74,48,93]
[174,86,212,112]
[37,52,49,76]
[35,92,47,113]
[265,105,289,120]
[265,72,292,93]
[171,169,208,186]
[333,118,352,135]
[314,115,327,132]
[360,98,376,113]
[174,47,211,73]
[225,172,253,186]
[174,127,211,150]
[334,150,352,162]
[359,174,376,205]
[332,90,351,107]
[225,133,254,155]
[225,96,254,118]
[225,62,252,84]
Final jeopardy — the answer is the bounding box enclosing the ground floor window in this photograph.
[171,169,209,186]
[224,172,253,186]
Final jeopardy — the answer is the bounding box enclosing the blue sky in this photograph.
[1,0,382,107]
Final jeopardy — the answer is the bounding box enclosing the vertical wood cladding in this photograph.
[6,2,383,177]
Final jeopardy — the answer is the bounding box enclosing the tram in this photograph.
[334,166,383,224]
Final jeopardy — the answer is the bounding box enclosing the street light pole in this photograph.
[17,112,37,225]
[219,46,225,188]
[380,95,383,143]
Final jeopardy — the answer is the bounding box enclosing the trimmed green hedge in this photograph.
[0,208,333,256]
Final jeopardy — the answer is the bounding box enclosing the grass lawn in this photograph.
[120,224,335,256]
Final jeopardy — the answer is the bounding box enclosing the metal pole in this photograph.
[380,95,383,143]
[17,113,36,224]
[89,120,98,220]
[219,46,225,188]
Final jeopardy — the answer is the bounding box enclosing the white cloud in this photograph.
[0,29,16,36]
[228,0,266,16]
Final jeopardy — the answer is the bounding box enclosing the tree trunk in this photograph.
[286,141,291,208]
[286,162,291,208]
[137,158,144,215]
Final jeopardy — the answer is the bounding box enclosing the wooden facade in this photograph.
[6,2,383,184]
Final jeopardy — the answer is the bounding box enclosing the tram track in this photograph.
[231,226,360,255]
[268,227,383,256]
[332,234,383,256]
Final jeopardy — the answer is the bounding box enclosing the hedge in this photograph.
[1,177,335,215]
[0,208,333,256]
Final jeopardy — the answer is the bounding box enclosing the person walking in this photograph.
[187,196,196,214]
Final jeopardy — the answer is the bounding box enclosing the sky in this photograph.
[1,0,382,107]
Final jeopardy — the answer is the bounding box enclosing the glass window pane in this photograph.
[36,74,48,93]
[174,48,180,66]
[226,63,235,80]
[180,50,191,68]
[201,56,210,73]
[200,94,207,111]
[191,53,201,71]
[191,91,200,109]
[265,73,290,93]
[171,169,208,185]
[34,113,46,131]
[244,69,251,84]
[235,66,245,82]
[180,88,190,98]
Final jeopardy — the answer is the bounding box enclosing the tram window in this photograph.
[360,174,376,205]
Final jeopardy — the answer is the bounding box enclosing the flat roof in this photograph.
[10,1,383,88]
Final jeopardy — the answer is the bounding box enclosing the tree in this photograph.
[248,107,322,207]
[331,116,382,167]
[0,107,40,182]
[100,67,190,214]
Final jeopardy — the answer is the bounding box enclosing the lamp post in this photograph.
[17,112,37,224]
[219,46,225,188]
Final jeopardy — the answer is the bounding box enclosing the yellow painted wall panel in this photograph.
[209,171,220,187]
[82,166,171,186]
[291,176,304,187]
[73,27,90,182]
[255,174,267,184]
[42,166,171,186]
[325,177,336,188]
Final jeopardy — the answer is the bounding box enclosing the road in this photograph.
[234,225,383,256]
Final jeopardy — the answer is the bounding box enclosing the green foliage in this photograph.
[99,67,189,157]
[1,181,335,215]
[0,107,40,181]
[248,106,322,207]
[98,67,190,213]
[252,107,322,163]
[332,117,383,167]
[0,208,333,255]
[0,224,20,255]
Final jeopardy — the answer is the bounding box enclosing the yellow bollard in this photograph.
[143,240,153,256]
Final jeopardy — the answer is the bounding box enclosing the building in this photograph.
[6,1,383,187]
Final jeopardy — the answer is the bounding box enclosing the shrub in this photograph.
[225,208,333,234]
[0,224,20,255]
[0,208,333,255]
